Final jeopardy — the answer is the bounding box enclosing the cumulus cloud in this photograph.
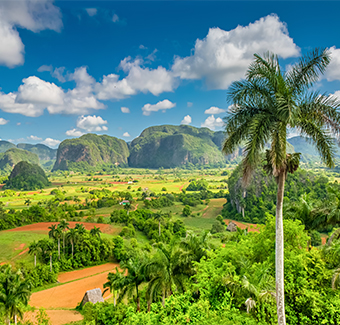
[121,107,130,113]
[0,0,62,67]
[0,118,9,125]
[38,65,66,82]
[0,67,105,117]
[201,115,224,130]
[85,8,97,17]
[172,14,300,89]
[123,132,130,137]
[187,102,193,107]
[66,129,84,137]
[139,45,147,50]
[27,135,42,141]
[76,115,108,132]
[95,57,177,100]
[204,106,226,115]
[112,14,119,23]
[181,115,192,125]
[41,137,60,147]
[325,46,340,81]
[142,99,176,116]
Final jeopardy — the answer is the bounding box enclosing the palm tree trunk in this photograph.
[276,171,286,325]
[71,240,74,257]
[158,221,161,237]
[63,233,65,255]
[58,238,60,259]
[50,255,52,272]
[113,290,116,306]
[147,300,151,312]
[136,284,140,312]
[14,314,17,325]
[34,253,36,267]
[162,289,165,307]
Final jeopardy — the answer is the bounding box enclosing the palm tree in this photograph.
[146,241,187,308]
[48,224,62,259]
[90,226,102,238]
[103,267,126,306]
[119,255,147,312]
[153,212,163,237]
[28,241,40,267]
[223,48,340,325]
[41,241,55,272]
[58,219,69,255]
[0,266,31,325]
[66,228,78,257]
[75,223,86,236]
[124,202,132,215]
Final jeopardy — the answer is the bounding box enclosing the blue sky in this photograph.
[1,1,340,148]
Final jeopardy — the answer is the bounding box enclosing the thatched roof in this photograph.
[227,221,237,232]
[81,288,104,306]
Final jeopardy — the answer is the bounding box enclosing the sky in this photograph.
[1,1,340,148]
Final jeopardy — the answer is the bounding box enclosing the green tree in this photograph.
[58,220,69,255]
[48,224,62,259]
[182,205,191,217]
[124,202,132,215]
[223,49,340,324]
[66,228,78,257]
[75,223,86,236]
[28,241,40,267]
[103,267,126,306]
[90,226,102,238]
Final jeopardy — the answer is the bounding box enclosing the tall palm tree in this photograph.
[75,223,86,236]
[40,241,55,272]
[48,224,57,240]
[58,220,69,255]
[103,267,126,306]
[223,48,340,325]
[119,255,147,312]
[146,241,187,308]
[28,241,40,267]
[55,226,62,259]
[90,226,102,238]
[0,267,31,325]
[153,212,163,237]
[66,228,78,257]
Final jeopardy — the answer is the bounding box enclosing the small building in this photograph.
[227,221,238,232]
[81,288,104,306]
[128,181,133,184]
[120,200,130,205]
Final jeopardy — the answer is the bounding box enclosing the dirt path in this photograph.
[58,263,118,283]
[5,222,115,235]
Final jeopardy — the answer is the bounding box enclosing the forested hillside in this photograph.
[0,148,39,173]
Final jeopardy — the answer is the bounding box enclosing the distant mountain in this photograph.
[17,143,57,161]
[53,133,130,171]
[0,148,39,173]
[128,125,226,168]
[0,141,15,153]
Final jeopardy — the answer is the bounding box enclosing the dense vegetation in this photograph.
[4,161,50,191]
[0,148,39,174]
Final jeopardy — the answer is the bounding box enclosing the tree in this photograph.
[124,202,132,215]
[39,240,55,272]
[103,267,126,306]
[24,199,31,206]
[66,228,78,257]
[182,205,191,217]
[153,212,163,237]
[28,241,40,267]
[90,226,102,238]
[0,266,31,325]
[48,224,62,259]
[223,49,340,325]
[58,220,69,255]
[75,223,86,236]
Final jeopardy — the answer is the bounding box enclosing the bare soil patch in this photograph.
[5,222,116,235]
[24,309,83,325]
[15,243,25,250]
[30,271,113,309]
[18,248,29,256]
[224,219,261,233]
[58,263,118,283]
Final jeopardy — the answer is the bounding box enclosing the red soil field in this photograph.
[30,271,113,308]
[224,219,261,233]
[58,263,118,283]
[4,222,115,234]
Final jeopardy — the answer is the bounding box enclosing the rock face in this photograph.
[0,148,39,172]
[53,134,129,171]
[17,143,57,161]
[128,125,226,168]
[227,221,238,232]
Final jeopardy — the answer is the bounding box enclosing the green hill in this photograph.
[53,133,130,171]
[16,143,57,161]
[128,125,226,168]
[4,161,50,190]
[0,148,39,173]
[0,141,15,153]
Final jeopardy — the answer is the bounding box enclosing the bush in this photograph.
[211,221,225,234]
[182,205,191,217]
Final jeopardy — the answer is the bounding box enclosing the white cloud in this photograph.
[142,99,176,116]
[112,14,119,23]
[139,45,147,50]
[41,137,60,147]
[95,57,177,100]
[181,115,192,125]
[172,14,300,89]
[0,118,9,125]
[204,106,226,115]
[76,114,108,132]
[28,135,42,141]
[38,65,53,72]
[146,49,158,62]
[121,107,130,113]
[0,0,62,67]
[85,8,97,17]
[16,122,21,126]
[325,46,340,82]
[187,102,193,107]
[38,65,66,82]
[66,129,84,137]
[123,132,130,137]
[201,115,224,130]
